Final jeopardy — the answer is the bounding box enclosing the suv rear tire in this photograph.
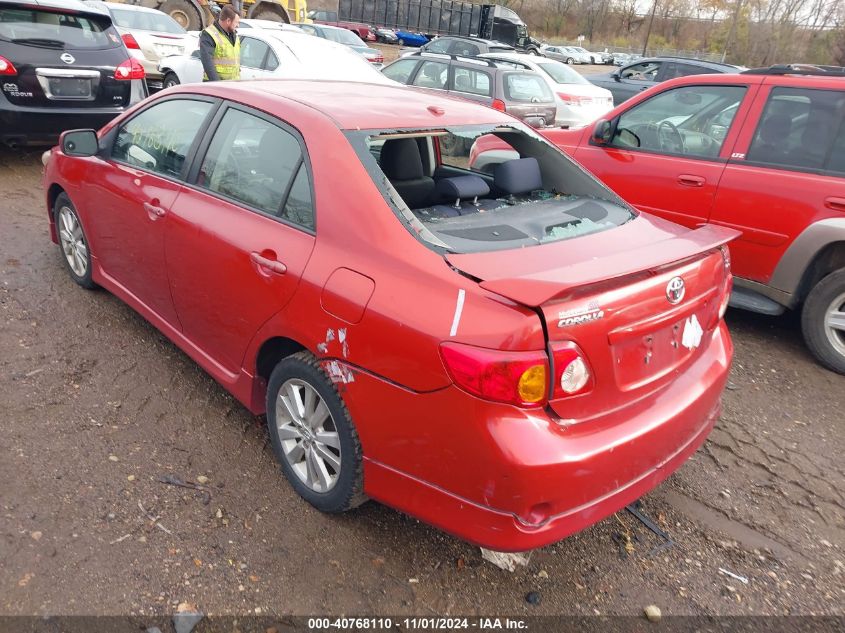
[801,268,845,374]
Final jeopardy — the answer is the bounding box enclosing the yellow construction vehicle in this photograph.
[111,0,308,31]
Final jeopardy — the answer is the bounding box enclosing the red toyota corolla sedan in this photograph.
[43,79,736,552]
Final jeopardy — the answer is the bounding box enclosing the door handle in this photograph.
[677,174,705,187]
[250,251,287,276]
[143,200,166,220]
[824,196,845,212]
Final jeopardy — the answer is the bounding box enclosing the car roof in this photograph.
[9,0,109,17]
[433,35,511,46]
[101,1,162,13]
[176,79,513,130]
[649,56,741,70]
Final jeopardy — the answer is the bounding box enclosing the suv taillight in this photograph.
[550,342,593,400]
[491,98,506,112]
[122,33,141,49]
[440,342,549,408]
[0,55,17,76]
[114,58,145,80]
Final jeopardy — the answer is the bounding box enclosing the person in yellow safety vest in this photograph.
[200,4,241,81]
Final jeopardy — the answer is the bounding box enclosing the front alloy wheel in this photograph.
[802,269,845,374]
[54,193,95,289]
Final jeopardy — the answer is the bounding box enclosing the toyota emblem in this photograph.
[60,53,75,65]
[666,276,686,304]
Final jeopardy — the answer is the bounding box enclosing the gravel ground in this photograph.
[0,139,843,621]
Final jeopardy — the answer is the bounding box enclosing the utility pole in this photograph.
[721,0,744,63]
[642,1,658,57]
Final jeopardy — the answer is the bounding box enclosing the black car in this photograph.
[588,56,741,105]
[0,0,147,147]
[419,35,514,57]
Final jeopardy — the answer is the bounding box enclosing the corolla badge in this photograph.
[60,53,75,64]
[666,276,685,304]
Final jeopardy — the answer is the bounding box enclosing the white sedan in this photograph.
[481,52,614,128]
[158,28,396,88]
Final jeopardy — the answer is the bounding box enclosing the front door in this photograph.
[574,83,750,229]
[166,105,317,373]
[87,97,216,326]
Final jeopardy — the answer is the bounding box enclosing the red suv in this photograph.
[473,64,845,374]
[43,79,734,551]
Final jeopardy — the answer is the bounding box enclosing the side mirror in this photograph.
[61,129,98,157]
[591,119,613,145]
[611,70,621,81]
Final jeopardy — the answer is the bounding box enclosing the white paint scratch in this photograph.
[324,360,355,384]
[449,289,466,337]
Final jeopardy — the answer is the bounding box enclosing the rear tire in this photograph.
[161,0,202,31]
[162,72,180,89]
[398,38,405,46]
[801,269,845,374]
[266,352,366,512]
[54,193,96,290]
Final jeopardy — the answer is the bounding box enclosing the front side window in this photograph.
[747,87,845,172]
[382,58,419,84]
[621,61,661,81]
[197,109,314,228]
[240,36,269,69]
[112,99,213,177]
[452,67,491,96]
[612,85,746,158]
[412,60,448,89]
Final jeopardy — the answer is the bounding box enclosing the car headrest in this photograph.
[436,175,490,201]
[493,157,543,195]
[380,138,425,181]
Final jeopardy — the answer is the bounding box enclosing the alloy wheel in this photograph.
[275,379,342,493]
[824,291,845,357]
[57,206,88,277]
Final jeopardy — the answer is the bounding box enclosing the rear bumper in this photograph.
[347,322,732,551]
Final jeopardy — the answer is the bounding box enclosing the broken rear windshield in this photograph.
[345,123,635,254]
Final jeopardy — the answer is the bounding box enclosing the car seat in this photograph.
[379,138,435,209]
[748,113,793,165]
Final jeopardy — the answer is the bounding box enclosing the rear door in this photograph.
[238,35,275,80]
[166,104,317,373]
[573,82,752,228]
[448,64,493,106]
[709,82,845,284]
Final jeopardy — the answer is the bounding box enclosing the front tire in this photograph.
[54,193,96,290]
[266,352,366,512]
[162,71,180,89]
[801,269,845,374]
[566,57,574,64]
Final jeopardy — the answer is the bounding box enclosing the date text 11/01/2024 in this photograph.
[307,617,528,630]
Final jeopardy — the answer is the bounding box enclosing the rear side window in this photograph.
[452,67,491,96]
[504,73,552,103]
[383,59,419,83]
[112,99,213,178]
[663,62,717,80]
[198,109,314,229]
[412,60,448,89]
[424,38,451,54]
[452,41,480,56]
[747,87,845,172]
[109,8,185,34]
[0,8,121,50]
[240,36,270,69]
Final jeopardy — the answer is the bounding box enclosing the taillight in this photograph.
[440,342,549,408]
[122,33,141,49]
[557,93,592,106]
[550,342,593,400]
[0,55,17,76]
[114,58,145,80]
[491,98,506,112]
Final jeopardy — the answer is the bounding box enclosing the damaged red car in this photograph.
[43,79,736,551]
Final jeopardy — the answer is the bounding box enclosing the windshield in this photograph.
[535,61,589,85]
[323,28,363,46]
[346,124,634,254]
[110,8,185,34]
[0,7,121,49]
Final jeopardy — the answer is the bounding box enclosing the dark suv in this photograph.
[419,35,514,57]
[588,56,741,105]
[0,0,147,147]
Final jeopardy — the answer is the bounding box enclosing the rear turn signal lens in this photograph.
[550,342,593,399]
[491,98,506,112]
[560,356,589,393]
[114,58,145,80]
[122,33,141,49]
[440,342,549,408]
[0,55,17,76]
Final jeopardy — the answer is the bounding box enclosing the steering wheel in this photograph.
[657,120,684,154]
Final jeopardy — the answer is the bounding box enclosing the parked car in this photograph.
[567,45,608,65]
[43,77,735,551]
[238,19,303,32]
[85,1,192,91]
[382,53,556,131]
[374,26,398,44]
[480,51,613,128]
[158,29,393,87]
[612,52,633,66]
[0,0,147,148]
[306,9,375,42]
[473,65,845,372]
[589,56,741,104]
[295,22,383,67]
[542,45,590,65]
[419,35,514,57]
[394,30,428,47]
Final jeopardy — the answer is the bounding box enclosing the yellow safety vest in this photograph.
[203,25,240,81]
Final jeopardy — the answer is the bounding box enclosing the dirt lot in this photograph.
[0,146,843,621]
